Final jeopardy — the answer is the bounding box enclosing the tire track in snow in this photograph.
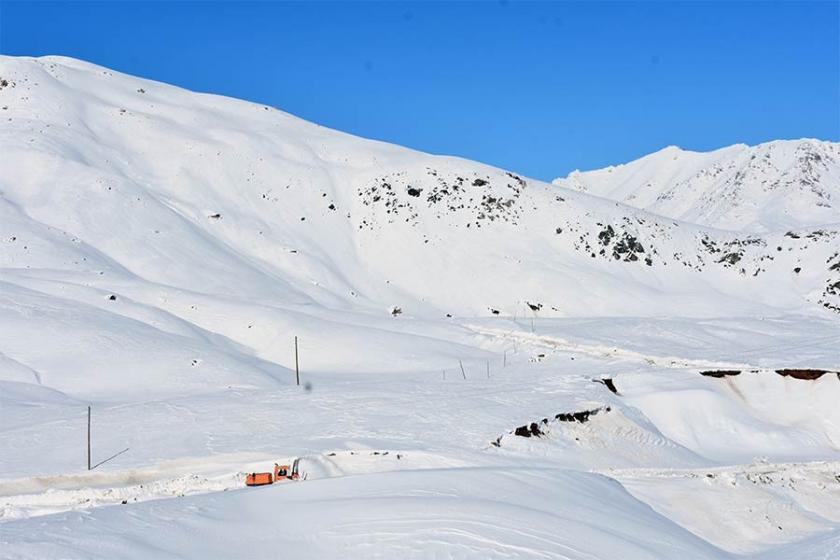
[468,324,754,371]
[0,453,276,521]
[0,450,468,522]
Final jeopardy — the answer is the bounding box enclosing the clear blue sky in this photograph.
[1,1,837,180]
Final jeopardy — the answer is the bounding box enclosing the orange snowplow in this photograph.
[245,472,273,486]
[245,459,301,487]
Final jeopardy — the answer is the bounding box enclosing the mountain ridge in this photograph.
[553,138,840,233]
[1,54,839,397]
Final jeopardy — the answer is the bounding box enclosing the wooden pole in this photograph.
[294,336,300,386]
[459,360,466,380]
[87,406,91,471]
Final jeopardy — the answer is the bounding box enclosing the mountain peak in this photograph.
[554,139,840,233]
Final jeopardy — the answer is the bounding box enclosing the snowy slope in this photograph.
[2,466,732,560]
[553,140,840,233]
[1,56,838,369]
[1,55,840,559]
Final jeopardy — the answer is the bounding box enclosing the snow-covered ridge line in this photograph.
[554,139,840,233]
[1,54,838,328]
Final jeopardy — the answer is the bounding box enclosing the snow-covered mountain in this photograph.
[553,140,840,233]
[2,56,839,559]
[1,56,837,330]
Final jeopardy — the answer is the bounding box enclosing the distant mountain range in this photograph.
[554,139,840,233]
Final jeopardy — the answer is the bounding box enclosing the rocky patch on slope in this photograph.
[357,169,527,232]
[491,406,611,447]
[775,369,839,380]
[700,368,840,381]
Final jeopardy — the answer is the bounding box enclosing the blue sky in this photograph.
[1,1,837,180]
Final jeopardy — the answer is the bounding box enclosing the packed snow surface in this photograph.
[1,55,839,559]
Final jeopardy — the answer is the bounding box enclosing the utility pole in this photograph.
[87,406,91,471]
[294,336,300,386]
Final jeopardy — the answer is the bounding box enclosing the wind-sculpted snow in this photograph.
[1,55,839,558]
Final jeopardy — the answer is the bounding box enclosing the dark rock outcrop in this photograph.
[775,369,835,380]
[700,370,742,378]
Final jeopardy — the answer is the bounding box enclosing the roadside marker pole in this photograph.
[87,406,91,471]
[295,336,300,386]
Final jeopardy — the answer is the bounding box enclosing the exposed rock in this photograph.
[498,406,611,446]
[555,407,610,423]
[700,370,742,378]
[775,369,835,380]
[595,378,619,394]
[598,225,615,246]
[513,423,543,438]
